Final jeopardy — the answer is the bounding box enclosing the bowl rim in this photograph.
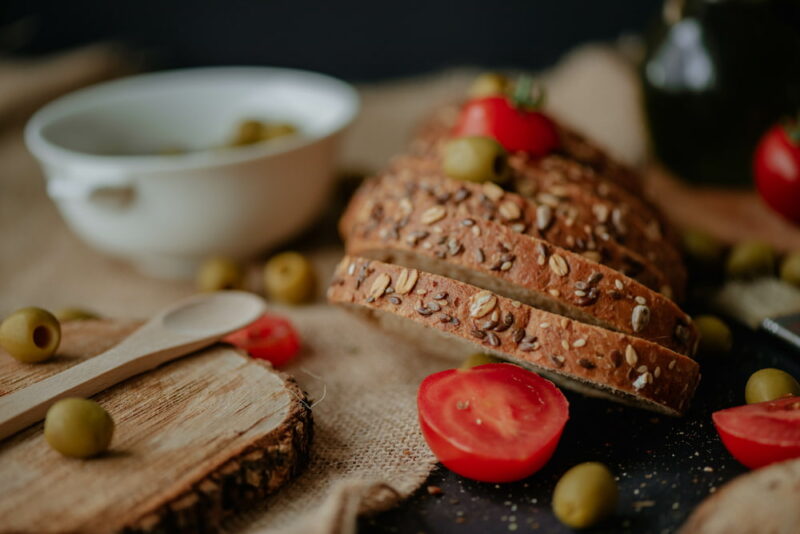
[24,65,360,172]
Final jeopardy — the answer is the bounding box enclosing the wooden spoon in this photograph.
[0,291,266,441]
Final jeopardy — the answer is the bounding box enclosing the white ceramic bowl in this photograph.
[25,67,359,278]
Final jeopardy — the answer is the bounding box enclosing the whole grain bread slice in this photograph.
[341,175,698,355]
[508,154,686,298]
[344,165,677,301]
[328,256,700,416]
[390,151,686,298]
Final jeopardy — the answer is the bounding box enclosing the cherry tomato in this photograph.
[417,363,569,482]
[223,314,300,366]
[452,96,560,156]
[754,120,800,225]
[713,396,800,469]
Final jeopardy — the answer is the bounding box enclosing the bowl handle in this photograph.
[47,172,135,209]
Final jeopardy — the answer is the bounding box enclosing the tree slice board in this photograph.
[0,320,313,534]
[679,458,800,534]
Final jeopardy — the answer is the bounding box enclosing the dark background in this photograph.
[1,0,663,81]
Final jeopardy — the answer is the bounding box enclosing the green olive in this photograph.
[231,120,265,146]
[681,228,725,265]
[44,398,114,458]
[780,252,800,288]
[196,257,244,292]
[230,120,298,146]
[460,352,503,369]
[694,315,732,356]
[0,307,61,363]
[442,137,509,184]
[56,307,100,322]
[468,72,509,98]
[262,122,297,140]
[725,241,775,279]
[745,368,800,404]
[264,251,316,305]
[553,462,618,529]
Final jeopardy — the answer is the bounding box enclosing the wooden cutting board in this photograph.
[0,320,313,534]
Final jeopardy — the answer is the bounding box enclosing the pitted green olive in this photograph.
[745,368,800,404]
[443,137,509,184]
[196,257,244,292]
[0,307,61,363]
[264,251,316,305]
[44,398,114,458]
[726,241,775,279]
[552,462,618,529]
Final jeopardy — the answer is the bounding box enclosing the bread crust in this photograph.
[328,256,700,416]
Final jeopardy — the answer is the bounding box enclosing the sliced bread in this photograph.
[345,164,676,299]
[508,154,687,296]
[341,175,698,355]
[328,256,700,416]
[388,151,686,297]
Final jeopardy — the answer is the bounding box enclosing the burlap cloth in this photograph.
[0,44,646,533]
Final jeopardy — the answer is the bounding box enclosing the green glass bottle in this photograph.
[642,0,800,186]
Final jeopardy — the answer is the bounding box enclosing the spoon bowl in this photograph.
[161,291,266,336]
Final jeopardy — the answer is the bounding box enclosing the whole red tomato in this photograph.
[754,119,800,224]
[417,363,569,483]
[452,96,560,156]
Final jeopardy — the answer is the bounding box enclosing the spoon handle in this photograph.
[0,329,216,442]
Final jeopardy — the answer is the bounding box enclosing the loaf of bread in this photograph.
[328,256,700,416]
[679,458,800,534]
[341,172,698,355]
[331,99,700,415]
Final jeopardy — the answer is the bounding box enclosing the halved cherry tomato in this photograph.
[417,363,569,482]
[452,96,560,156]
[754,119,800,225]
[223,314,300,366]
[713,396,800,469]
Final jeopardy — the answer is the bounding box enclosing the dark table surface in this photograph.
[359,314,800,534]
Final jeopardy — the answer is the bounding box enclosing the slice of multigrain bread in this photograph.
[344,165,676,299]
[341,175,698,355]
[328,256,700,416]
[388,152,686,298]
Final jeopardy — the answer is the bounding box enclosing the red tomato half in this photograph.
[418,363,569,482]
[223,314,300,367]
[754,121,800,225]
[713,396,800,469]
[452,96,560,156]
